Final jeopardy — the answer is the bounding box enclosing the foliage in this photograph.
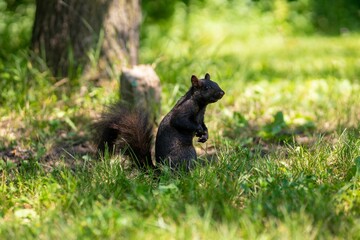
[0,0,34,60]
[141,0,360,36]
[259,111,288,140]
[1,0,360,239]
[311,0,360,34]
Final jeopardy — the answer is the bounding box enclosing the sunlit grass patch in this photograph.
[1,0,360,239]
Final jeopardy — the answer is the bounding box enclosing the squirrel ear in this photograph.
[205,73,210,80]
[191,75,200,87]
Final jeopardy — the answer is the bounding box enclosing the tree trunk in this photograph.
[31,0,141,78]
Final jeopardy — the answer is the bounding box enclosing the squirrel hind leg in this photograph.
[162,147,197,171]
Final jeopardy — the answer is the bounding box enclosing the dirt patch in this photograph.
[43,139,97,170]
[0,146,34,167]
[0,138,96,171]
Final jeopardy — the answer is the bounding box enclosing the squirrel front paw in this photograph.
[195,125,204,136]
[197,132,208,143]
[195,125,208,143]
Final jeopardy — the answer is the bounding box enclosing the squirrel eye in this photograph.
[204,86,211,90]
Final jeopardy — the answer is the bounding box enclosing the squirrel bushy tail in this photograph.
[94,102,154,169]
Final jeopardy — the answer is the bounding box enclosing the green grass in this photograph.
[1,1,360,239]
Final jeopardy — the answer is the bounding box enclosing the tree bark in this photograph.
[31,0,141,78]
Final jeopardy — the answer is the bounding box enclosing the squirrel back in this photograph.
[94,73,224,171]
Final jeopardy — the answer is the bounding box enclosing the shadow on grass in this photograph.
[1,110,357,172]
[0,115,97,171]
[222,111,339,158]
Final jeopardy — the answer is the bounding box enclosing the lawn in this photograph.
[1,1,360,239]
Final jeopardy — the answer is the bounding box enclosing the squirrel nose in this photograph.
[218,91,225,98]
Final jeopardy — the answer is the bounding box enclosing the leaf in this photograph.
[354,156,360,177]
[259,111,287,139]
[233,111,248,128]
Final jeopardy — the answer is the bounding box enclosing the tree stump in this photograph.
[120,65,161,122]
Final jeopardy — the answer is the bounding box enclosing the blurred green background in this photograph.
[1,0,360,113]
[1,0,360,60]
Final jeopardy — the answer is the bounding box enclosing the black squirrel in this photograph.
[94,73,225,171]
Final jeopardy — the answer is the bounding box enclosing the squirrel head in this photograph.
[191,73,225,105]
